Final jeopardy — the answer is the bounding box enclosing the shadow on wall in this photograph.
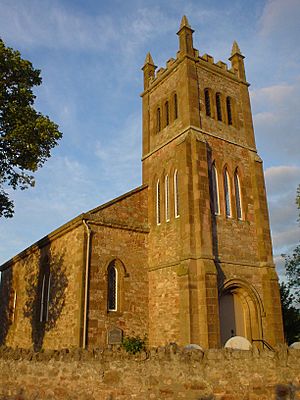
[0,267,13,345]
[206,145,225,287]
[23,238,68,351]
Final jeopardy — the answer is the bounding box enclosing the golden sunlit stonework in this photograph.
[0,16,284,351]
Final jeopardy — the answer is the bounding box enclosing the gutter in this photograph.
[82,219,91,349]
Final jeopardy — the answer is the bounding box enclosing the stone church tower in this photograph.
[142,16,283,348]
[0,16,284,351]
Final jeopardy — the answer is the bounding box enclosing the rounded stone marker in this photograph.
[224,336,252,350]
[184,344,204,351]
[289,342,300,349]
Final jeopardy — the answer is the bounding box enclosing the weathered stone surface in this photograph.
[0,346,299,399]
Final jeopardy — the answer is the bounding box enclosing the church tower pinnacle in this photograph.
[177,15,195,57]
[229,40,246,81]
[142,52,156,90]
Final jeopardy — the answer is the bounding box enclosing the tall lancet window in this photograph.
[9,289,17,323]
[165,101,169,126]
[174,170,180,218]
[174,93,178,119]
[156,108,161,133]
[224,169,231,217]
[226,96,233,125]
[216,93,222,121]
[165,175,170,222]
[211,163,220,215]
[205,89,211,117]
[234,170,242,220]
[156,179,161,225]
[108,261,117,311]
[40,272,51,322]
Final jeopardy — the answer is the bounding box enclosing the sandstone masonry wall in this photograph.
[0,345,299,400]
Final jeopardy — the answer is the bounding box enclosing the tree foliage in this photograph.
[280,282,300,344]
[0,38,62,217]
[282,184,300,304]
[284,245,300,305]
[280,185,300,343]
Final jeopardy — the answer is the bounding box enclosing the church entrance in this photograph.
[219,292,246,345]
[219,280,263,346]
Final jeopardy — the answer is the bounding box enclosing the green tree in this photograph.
[280,185,300,343]
[0,38,62,218]
[283,185,300,304]
[280,282,300,344]
[284,245,300,305]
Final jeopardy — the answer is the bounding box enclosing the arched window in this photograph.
[211,163,220,214]
[156,179,161,225]
[234,170,242,220]
[9,289,17,323]
[108,262,117,311]
[156,108,161,133]
[224,169,231,217]
[204,89,211,117]
[174,93,178,119]
[174,170,179,218]
[216,93,222,121]
[165,175,170,222]
[226,97,233,125]
[40,272,51,322]
[165,101,169,126]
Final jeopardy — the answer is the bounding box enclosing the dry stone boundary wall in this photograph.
[0,345,299,400]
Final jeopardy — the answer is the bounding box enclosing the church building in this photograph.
[0,17,284,351]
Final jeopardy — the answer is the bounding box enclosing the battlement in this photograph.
[142,16,246,92]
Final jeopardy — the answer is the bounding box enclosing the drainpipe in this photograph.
[82,219,91,349]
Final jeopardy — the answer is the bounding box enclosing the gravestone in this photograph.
[225,336,252,350]
[108,327,123,345]
[184,344,204,351]
[290,342,300,349]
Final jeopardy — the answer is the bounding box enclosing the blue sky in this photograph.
[0,0,299,279]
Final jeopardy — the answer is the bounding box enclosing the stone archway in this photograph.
[219,279,264,346]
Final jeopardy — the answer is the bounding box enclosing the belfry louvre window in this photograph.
[165,101,169,126]
[234,170,242,220]
[156,180,161,225]
[224,169,231,217]
[108,262,117,311]
[226,97,233,125]
[174,93,178,119]
[216,93,222,121]
[205,89,211,117]
[40,272,51,322]
[165,175,170,222]
[156,108,161,133]
[211,164,220,214]
[174,170,179,218]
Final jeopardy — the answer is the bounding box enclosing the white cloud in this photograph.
[265,165,299,276]
[0,0,118,51]
[259,0,300,38]
[253,111,279,126]
[0,1,176,59]
[94,112,141,184]
[251,79,300,165]
[265,166,300,197]
[251,84,294,106]
[272,226,299,250]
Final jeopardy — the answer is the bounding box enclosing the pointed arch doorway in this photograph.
[219,280,264,346]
